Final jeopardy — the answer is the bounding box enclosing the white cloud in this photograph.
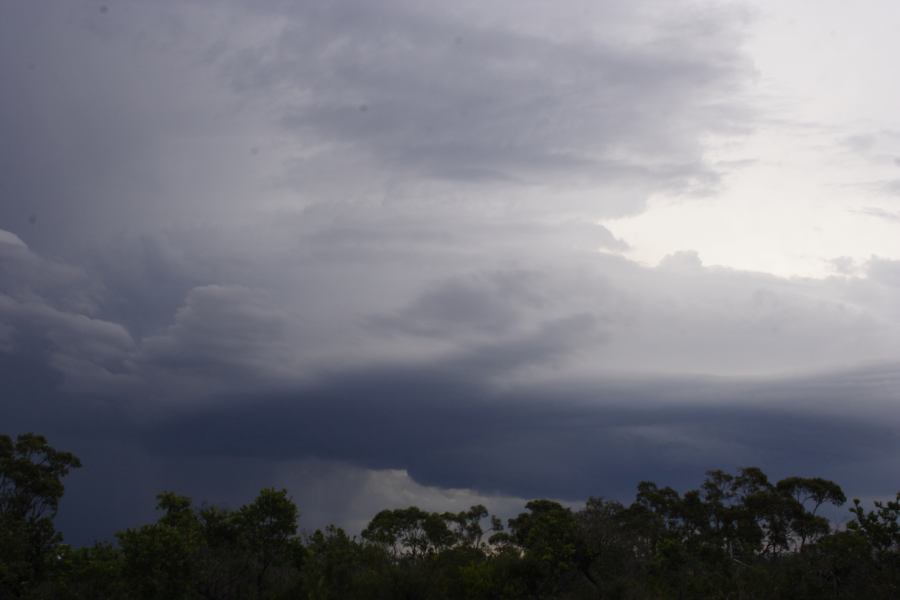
[273,459,528,535]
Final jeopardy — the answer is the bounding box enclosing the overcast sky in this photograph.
[2,0,899,545]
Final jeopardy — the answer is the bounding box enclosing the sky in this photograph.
[1,0,899,545]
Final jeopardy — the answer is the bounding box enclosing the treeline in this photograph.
[2,433,899,599]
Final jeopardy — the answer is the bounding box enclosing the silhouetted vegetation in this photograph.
[2,432,899,598]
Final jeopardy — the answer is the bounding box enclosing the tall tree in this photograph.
[0,433,81,598]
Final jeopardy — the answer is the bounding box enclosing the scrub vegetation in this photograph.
[2,432,898,599]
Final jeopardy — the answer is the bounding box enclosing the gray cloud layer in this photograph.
[1,1,898,545]
[4,228,900,544]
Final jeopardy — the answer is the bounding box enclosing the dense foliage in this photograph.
[1,432,898,599]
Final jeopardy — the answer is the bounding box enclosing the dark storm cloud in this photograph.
[139,285,293,379]
[0,1,272,258]
[3,0,900,548]
[0,234,135,392]
[84,233,208,338]
[137,361,899,503]
[5,222,900,396]
[4,230,900,543]
[4,311,898,546]
[0,233,97,313]
[369,273,539,338]
[0,0,752,261]
[224,0,749,205]
[7,333,895,547]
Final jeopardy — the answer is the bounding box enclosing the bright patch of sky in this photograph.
[605,0,900,278]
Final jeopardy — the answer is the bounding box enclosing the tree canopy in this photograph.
[1,431,898,599]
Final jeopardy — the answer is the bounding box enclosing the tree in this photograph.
[52,542,127,600]
[0,432,81,598]
[116,492,204,600]
[575,497,636,597]
[301,525,394,600]
[233,487,303,597]
[362,506,455,560]
[5,434,898,599]
[507,499,586,596]
[442,505,489,550]
[847,492,900,595]
[777,476,847,550]
[117,488,303,600]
